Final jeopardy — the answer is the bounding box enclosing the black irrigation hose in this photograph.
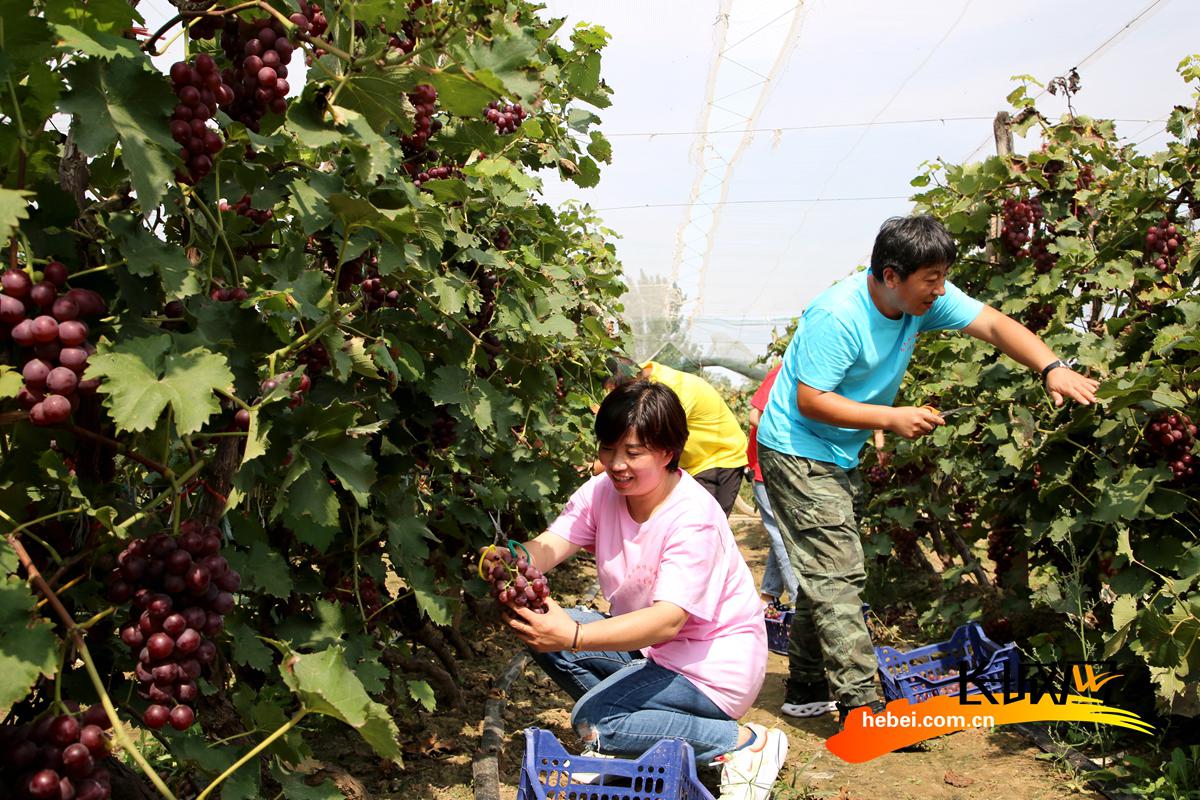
[473,579,602,800]
[1013,723,1139,800]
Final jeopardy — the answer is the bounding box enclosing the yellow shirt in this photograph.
[643,361,749,475]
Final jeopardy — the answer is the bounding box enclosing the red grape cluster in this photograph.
[386,0,431,57]
[287,1,328,39]
[1000,197,1043,256]
[1145,411,1196,482]
[259,369,312,412]
[865,464,888,487]
[1023,302,1054,333]
[104,521,239,733]
[431,406,457,449]
[1,263,105,426]
[325,574,384,623]
[0,706,113,800]
[981,617,1013,644]
[1144,221,1182,274]
[359,273,401,311]
[219,193,274,224]
[763,602,786,620]
[401,84,440,156]
[555,376,567,401]
[987,523,1017,578]
[219,16,295,132]
[493,226,512,250]
[1029,462,1043,491]
[887,526,922,566]
[481,546,549,613]
[413,163,463,188]
[1029,235,1057,274]
[485,100,527,135]
[296,341,331,375]
[1076,165,1095,191]
[209,285,249,303]
[169,55,231,184]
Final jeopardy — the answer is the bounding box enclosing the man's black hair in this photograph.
[869,215,958,281]
[594,379,688,471]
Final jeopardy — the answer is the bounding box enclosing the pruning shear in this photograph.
[923,404,972,420]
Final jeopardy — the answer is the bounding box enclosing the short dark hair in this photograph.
[869,215,957,281]
[594,379,688,471]
[603,353,641,390]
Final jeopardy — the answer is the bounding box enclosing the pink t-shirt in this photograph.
[548,470,767,718]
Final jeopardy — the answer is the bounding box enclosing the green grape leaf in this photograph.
[407,680,436,712]
[58,58,177,208]
[280,646,404,764]
[228,620,276,671]
[85,335,233,435]
[0,576,60,712]
[0,188,33,243]
[109,214,202,298]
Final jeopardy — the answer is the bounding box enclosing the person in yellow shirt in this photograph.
[604,355,748,515]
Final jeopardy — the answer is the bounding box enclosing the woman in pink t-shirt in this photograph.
[498,379,788,799]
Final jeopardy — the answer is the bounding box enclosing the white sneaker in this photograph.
[714,723,788,800]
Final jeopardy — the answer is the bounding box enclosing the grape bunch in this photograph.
[887,526,922,566]
[431,406,457,449]
[325,574,384,624]
[1000,198,1037,256]
[413,163,463,188]
[1075,164,1095,191]
[359,273,401,311]
[493,226,512,250]
[865,464,888,487]
[401,84,440,157]
[219,194,274,224]
[1022,302,1054,333]
[484,100,527,135]
[295,341,331,375]
[104,521,240,732]
[1144,411,1196,482]
[480,546,549,613]
[168,55,231,184]
[0,706,113,800]
[987,523,1017,578]
[1144,220,1182,274]
[1029,235,1057,274]
[288,1,328,39]
[218,16,295,132]
[386,0,432,57]
[257,369,313,414]
[1,263,105,426]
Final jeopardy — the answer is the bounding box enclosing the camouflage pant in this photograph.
[758,446,878,707]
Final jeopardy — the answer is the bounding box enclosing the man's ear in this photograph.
[882,266,900,287]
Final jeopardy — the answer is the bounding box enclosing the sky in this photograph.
[137,0,1200,366]
[536,0,1200,364]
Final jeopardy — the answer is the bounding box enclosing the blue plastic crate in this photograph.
[764,608,793,655]
[765,603,869,656]
[875,622,1020,704]
[517,728,715,800]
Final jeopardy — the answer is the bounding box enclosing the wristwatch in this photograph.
[1040,359,1069,385]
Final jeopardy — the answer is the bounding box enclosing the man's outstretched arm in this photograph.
[961,306,1099,406]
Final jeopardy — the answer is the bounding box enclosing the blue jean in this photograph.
[529,608,739,762]
[755,480,799,602]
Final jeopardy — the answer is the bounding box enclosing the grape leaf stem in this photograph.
[194,709,309,800]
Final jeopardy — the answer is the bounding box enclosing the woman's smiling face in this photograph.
[596,429,674,497]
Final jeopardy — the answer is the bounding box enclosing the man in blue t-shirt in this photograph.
[757,215,1098,723]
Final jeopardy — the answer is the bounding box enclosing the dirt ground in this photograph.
[338,516,1105,800]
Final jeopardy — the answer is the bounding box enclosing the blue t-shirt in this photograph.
[757,270,983,469]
